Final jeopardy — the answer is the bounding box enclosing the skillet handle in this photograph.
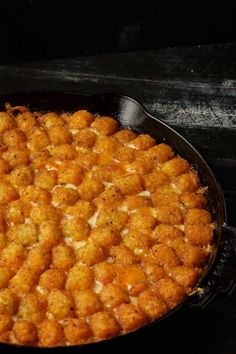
[186,224,236,309]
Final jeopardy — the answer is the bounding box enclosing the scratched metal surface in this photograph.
[0,42,235,354]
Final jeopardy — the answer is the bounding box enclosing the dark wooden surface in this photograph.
[0,42,235,353]
[1,1,235,63]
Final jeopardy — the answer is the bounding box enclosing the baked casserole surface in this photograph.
[0,104,214,346]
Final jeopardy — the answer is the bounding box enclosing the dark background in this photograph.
[0,1,236,354]
[0,0,235,63]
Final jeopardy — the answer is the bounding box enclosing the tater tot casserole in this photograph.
[0,103,214,347]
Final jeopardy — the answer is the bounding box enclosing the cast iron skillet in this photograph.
[0,91,235,353]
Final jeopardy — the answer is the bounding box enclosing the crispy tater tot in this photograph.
[38,320,63,347]
[34,169,57,190]
[150,244,180,269]
[162,157,189,178]
[90,226,121,250]
[18,293,45,325]
[90,311,120,339]
[2,148,30,168]
[113,173,143,195]
[64,200,94,220]
[0,289,18,314]
[5,200,30,225]
[123,230,153,251]
[13,320,37,345]
[67,110,94,129]
[7,222,38,247]
[65,263,93,293]
[116,303,147,331]
[0,213,5,233]
[96,208,129,231]
[92,162,125,182]
[128,134,156,150]
[113,129,137,144]
[94,185,123,210]
[24,246,51,275]
[155,206,183,224]
[152,224,184,243]
[143,171,169,192]
[141,262,165,282]
[30,204,61,224]
[124,195,152,211]
[39,269,65,290]
[0,159,10,174]
[78,178,104,201]
[93,262,116,285]
[21,185,51,205]
[2,129,26,148]
[0,112,16,133]
[138,290,168,320]
[73,128,97,149]
[91,116,118,136]
[0,182,18,205]
[61,217,90,241]
[52,244,76,271]
[76,241,106,266]
[47,290,73,320]
[0,267,10,288]
[114,146,137,163]
[175,172,200,193]
[47,125,71,145]
[184,209,212,225]
[50,144,76,160]
[182,244,209,267]
[64,318,91,344]
[16,112,36,132]
[168,266,199,290]
[94,136,119,154]
[75,150,98,171]
[156,278,186,309]
[168,240,208,268]
[74,289,103,316]
[51,187,79,207]
[0,243,26,274]
[0,313,13,334]
[126,156,154,175]
[39,112,65,129]
[146,143,174,163]
[9,166,33,187]
[57,161,83,185]
[152,191,180,208]
[120,265,148,296]
[100,283,129,309]
[185,224,214,246]
[181,191,207,209]
[110,245,138,266]
[27,128,50,151]
[128,212,156,234]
